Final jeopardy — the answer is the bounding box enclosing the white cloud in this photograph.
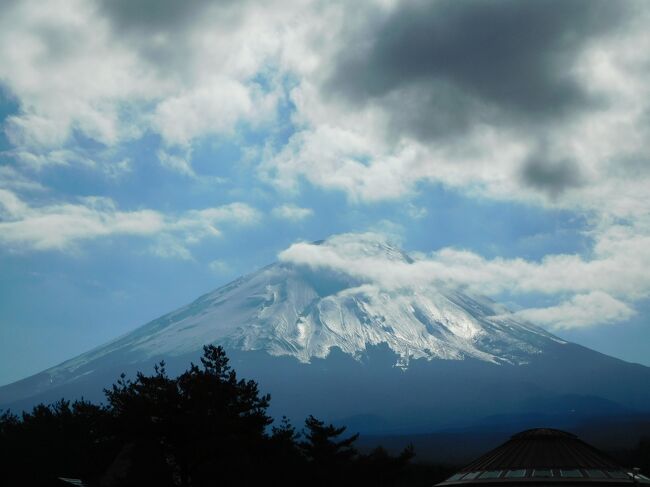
[514,292,636,330]
[272,204,313,221]
[169,203,261,244]
[367,219,405,244]
[1,0,649,219]
[405,203,427,219]
[7,149,91,171]
[279,3,650,211]
[153,78,276,147]
[261,124,421,202]
[5,148,134,180]
[0,166,44,192]
[0,189,30,218]
[0,0,287,176]
[278,231,650,329]
[157,149,196,177]
[257,1,650,331]
[0,0,157,149]
[208,259,231,274]
[0,194,164,250]
[103,158,133,179]
[150,237,194,261]
[0,189,259,255]
[2,0,650,333]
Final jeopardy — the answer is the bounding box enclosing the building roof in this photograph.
[57,479,87,487]
[437,428,650,487]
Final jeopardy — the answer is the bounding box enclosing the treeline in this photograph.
[0,345,451,487]
[615,437,650,477]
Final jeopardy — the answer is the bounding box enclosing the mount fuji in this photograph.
[2,235,649,433]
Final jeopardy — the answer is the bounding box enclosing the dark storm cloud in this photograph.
[327,0,632,140]
[521,154,584,197]
[97,0,229,34]
[96,0,244,76]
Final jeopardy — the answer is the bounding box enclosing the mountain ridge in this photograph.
[1,235,649,433]
[40,245,563,386]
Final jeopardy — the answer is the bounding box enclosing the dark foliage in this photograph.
[622,437,650,476]
[0,345,422,487]
[300,414,360,486]
[0,399,118,486]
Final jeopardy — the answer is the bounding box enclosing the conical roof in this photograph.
[437,428,650,486]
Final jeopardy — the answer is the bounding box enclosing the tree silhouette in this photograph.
[103,345,272,487]
[175,345,271,486]
[300,415,360,486]
[301,414,359,462]
[358,445,416,487]
[0,345,419,487]
[0,399,115,486]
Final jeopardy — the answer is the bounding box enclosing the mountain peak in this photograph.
[43,239,563,384]
[5,237,650,434]
[280,233,414,274]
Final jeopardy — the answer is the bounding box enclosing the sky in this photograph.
[1,0,650,385]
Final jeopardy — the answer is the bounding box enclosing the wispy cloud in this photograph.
[514,292,635,330]
[0,189,259,256]
[208,259,231,274]
[0,166,45,191]
[157,149,196,177]
[272,204,313,221]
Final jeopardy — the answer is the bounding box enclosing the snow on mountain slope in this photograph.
[48,235,564,381]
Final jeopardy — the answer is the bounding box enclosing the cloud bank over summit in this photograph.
[280,233,638,330]
[1,0,650,382]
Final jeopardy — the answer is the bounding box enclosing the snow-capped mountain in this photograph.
[42,237,562,384]
[1,235,649,432]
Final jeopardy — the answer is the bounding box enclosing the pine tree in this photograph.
[301,414,359,463]
[300,415,360,486]
[0,345,418,487]
[103,345,273,487]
